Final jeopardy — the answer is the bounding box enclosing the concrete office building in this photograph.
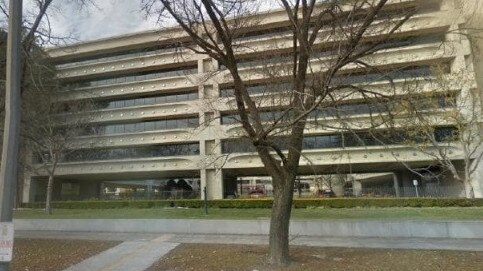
[22,0,483,202]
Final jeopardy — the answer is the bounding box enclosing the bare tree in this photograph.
[142,0,416,265]
[21,57,94,214]
[0,0,95,105]
[0,0,96,208]
[398,65,482,198]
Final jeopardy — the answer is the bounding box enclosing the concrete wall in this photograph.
[14,219,483,239]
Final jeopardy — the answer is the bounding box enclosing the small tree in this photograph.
[22,55,94,214]
[399,66,482,198]
[0,0,96,207]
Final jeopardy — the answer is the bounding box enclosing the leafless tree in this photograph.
[21,56,94,214]
[0,0,96,208]
[142,0,418,265]
[0,0,95,106]
[398,66,482,198]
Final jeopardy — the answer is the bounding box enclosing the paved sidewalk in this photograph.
[17,230,483,252]
[63,235,178,271]
[15,230,483,271]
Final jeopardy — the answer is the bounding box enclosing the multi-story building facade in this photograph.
[22,0,483,202]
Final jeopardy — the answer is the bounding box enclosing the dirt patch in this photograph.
[148,244,483,271]
[11,238,119,271]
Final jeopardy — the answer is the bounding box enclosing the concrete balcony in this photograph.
[230,0,418,39]
[57,50,199,80]
[226,42,457,84]
[57,74,199,102]
[87,100,200,124]
[216,77,461,113]
[48,28,189,61]
[232,10,453,58]
[70,128,200,149]
[219,112,457,140]
[32,155,201,178]
[220,145,463,171]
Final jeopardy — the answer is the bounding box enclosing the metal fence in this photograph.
[34,190,201,202]
[356,185,464,198]
[34,184,465,202]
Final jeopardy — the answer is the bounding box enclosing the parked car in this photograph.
[316,189,336,197]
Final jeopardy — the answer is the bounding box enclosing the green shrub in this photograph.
[20,197,483,210]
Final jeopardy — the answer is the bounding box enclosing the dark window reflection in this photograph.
[78,117,199,136]
[221,127,458,154]
[60,143,200,162]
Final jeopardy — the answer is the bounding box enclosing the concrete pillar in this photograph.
[471,159,483,198]
[393,173,401,197]
[22,174,32,203]
[145,180,153,199]
[353,180,362,197]
[332,181,344,196]
[201,169,223,199]
[99,182,106,199]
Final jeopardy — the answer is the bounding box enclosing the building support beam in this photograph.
[393,173,401,197]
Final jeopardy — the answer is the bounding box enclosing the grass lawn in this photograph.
[13,207,483,220]
[147,244,483,271]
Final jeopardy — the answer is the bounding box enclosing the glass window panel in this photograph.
[135,98,145,106]
[188,92,199,100]
[303,137,316,149]
[166,94,177,103]
[144,121,155,131]
[166,119,177,129]
[105,125,116,134]
[155,120,167,130]
[155,96,167,104]
[124,123,135,133]
[187,118,199,127]
[145,97,155,105]
[125,99,135,107]
[135,123,145,132]
[114,124,124,134]
[176,118,188,128]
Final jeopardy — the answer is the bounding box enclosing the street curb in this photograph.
[13,219,483,239]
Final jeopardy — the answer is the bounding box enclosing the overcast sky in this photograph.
[0,0,281,44]
[25,0,278,44]
[48,0,159,42]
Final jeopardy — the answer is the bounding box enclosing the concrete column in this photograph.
[21,174,32,203]
[99,182,106,199]
[352,180,362,197]
[393,173,401,197]
[471,159,483,198]
[200,169,223,199]
[200,169,207,200]
[332,181,344,196]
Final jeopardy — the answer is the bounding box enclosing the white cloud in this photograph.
[49,0,157,42]
[8,0,283,44]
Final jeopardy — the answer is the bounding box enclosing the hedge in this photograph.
[21,197,483,209]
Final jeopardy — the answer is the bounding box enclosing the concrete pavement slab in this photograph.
[62,235,179,271]
[16,230,483,252]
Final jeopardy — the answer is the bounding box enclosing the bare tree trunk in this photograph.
[464,177,475,199]
[268,176,294,265]
[45,174,54,215]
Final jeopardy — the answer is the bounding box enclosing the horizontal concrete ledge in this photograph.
[13,219,483,239]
